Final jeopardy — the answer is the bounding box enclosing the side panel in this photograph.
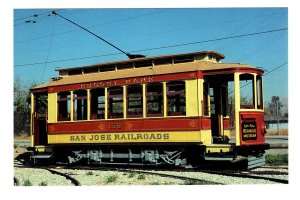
[48,93,57,123]
[48,131,203,144]
[239,111,265,145]
[185,79,199,117]
[47,117,203,134]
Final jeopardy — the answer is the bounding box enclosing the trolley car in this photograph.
[29,50,269,168]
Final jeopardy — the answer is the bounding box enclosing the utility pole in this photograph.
[275,96,280,135]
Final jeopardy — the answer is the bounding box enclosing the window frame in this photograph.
[239,74,255,109]
[73,90,88,121]
[107,86,124,119]
[57,92,71,121]
[146,83,164,117]
[166,81,186,116]
[90,88,105,120]
[127,85,143,118]
[256,75,263,110]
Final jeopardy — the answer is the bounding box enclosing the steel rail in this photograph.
[198,169,288,184]
[43,168,81,186]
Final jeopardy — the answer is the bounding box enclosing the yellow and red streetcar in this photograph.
[29,50,269,168]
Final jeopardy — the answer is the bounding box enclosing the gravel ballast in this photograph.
[14,166,288,186]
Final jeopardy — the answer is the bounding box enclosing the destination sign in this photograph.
[242,121,257,140]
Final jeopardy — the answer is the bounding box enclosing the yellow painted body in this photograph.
[48,131,207,144]
[185,79,200,116]
[48,93,57,123]
[206,144,234,153]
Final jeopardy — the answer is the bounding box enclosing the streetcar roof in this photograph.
[32,61,261,90]
[55,50,225,72]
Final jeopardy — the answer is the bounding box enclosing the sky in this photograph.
[13,8,288,102]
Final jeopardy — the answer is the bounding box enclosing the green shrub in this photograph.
[137,174,146,180]
[127,172,137,178]
[39,181,47,186]
[23,179,32,186]
[266,154,288,165]
[86,171,93,176]
[106,174,118,183]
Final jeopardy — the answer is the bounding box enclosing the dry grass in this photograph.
[14,133,30,140]
[266,128,288,136]
[230,128,288,136]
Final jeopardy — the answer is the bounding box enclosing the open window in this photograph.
[57,92,71,121]
[146,83,163,117]
[167,81,186,116]
[73,90,87,120]
[108,87,123,118]
[91,88,105,119]
[127,85,143,118]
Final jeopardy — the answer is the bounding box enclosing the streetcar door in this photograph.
[32,93,48,146]
[204,75,231,144]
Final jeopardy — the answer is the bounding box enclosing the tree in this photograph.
[14,76,31,136]
[267,96,283,117]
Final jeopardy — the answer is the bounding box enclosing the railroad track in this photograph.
[62,165,288,185]
[14,158,288,185]
[14,164,81,186]
[43,168,81,186]
[197,169,288,184]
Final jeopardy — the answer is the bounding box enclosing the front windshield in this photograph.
[239,73,263,110]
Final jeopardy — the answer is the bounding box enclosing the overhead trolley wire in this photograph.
[14,27,288,68]
[52,11,145,59]
[264,62,288,76]
[228,61,288,95]
[14,9,168,44]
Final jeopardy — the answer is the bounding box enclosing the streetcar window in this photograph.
[127,85,143,118]
[146,83,163,117]
[257,75,263,109]
[73,90,87,120]
[117,62,133,70]
[154,58,173,66]
[91,88,105,119]
[173,55,194,64]
[84,66,98,74]
[57,92,71,121]
[239,74,255,109]
[68,69,82,76]
[100,64,116,72]
[108,87,123,118]
[203,82,210,116]
[167,81,186,116]
[135,60,153,68]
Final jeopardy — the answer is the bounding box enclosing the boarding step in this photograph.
[31,154,53,159]
[247,155,266,169]
[205,156,234,161]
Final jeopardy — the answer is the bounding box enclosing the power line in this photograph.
[14,10,51,22]
[228,61,288,94]
[14,9,168,44]
[40,15,57,82]
[52,11,145,59]
[14,9,66,21]
[264,62,288,76]
[14,27,288,68]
